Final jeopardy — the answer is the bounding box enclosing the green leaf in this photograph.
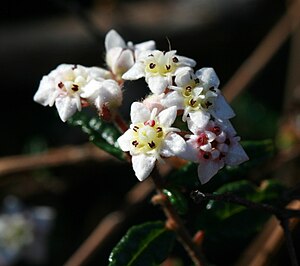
[165,139,275,191]
[108,221,175,266]
[68,112,125,160]
[163,188,188,215]
[195,179,285,264]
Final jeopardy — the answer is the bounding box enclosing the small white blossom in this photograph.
[34,64,117,122]
[122,50,196,94]
[0,214,33,252]
[162,68,235,124]
[180,118,249,184]
[117,102,186,181]
[80,79,122,114]
[105,29,155,79]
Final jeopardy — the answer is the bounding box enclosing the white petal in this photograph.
[174,68,194,86]
[106,47,123,71]
[176,56,196,67]
[178,140,198,162]
[55,96,78,122]
[161,91,184,109]
[211,94,235,120]
[117,129,133,152]
[147,76,169,94]
[160,133,186,157]
[112,49,135,76]
[122,62,145,80]
[142,94,165,113]
[225,143,249,166]
[132,154,156,181]
[157,106,177,127]
[197,159,224,184]
[100,80,122,107]
[188,111,210,133]
[105,29,126,51]
[134,40,156,53]
[80,79,103,99]
[195,68,220,89]
[34,76,57,106]
[88,67,112,80]
[130,102,151,124]
[215,119,237,136]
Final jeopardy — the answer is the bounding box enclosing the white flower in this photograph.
[0,214,33,251]
[105,29,155,78]
[34,64,116,122]
[162,68,235,124]
[117,102,186,181]
[122,50,196,94]
[180,119,249,184]
[80,79,122,114]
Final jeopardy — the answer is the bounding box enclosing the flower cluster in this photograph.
[34,29,248,184]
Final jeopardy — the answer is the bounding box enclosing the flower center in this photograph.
[145,53,179,76]
[196,127,230,161]
[131,120,164,153]
[56,66,88,95]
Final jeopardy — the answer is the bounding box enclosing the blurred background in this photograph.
[0,0,299,265]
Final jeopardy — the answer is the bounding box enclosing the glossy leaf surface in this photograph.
[68,112,125,160]
[109,221,175,266]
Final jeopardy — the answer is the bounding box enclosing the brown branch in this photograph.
[151,168,208,266]
[223,0,300,102]
[191,191,300,266]
[235,200,300,266]
[64,178,155,266]
[0,143,117,177]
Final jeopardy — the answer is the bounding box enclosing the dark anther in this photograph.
[157,127,162,132]
[133,126,139,132]
[149,63,156,69]
[132,140,139,147]
[72,84,79,92]
[148,141,156,148]
[72,64,78,70]
[172,57,179,63]
[58,82,64,89]
[212,126,221,135]
[209,87,216,92]
[148,54,154,57]
[186,86,192,92]
[194,78,200,84]
[189,99,197,106]
[205,101,212,108]
[166,65,171,70]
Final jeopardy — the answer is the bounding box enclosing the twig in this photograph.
[190,190,300,219]
[281,218,299,266]
[223,0,300,102]
[64,179,155,266]
[0,143,116,177]
[191,191,300,266]
[235,200,300,266]
[151,168,208,266]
